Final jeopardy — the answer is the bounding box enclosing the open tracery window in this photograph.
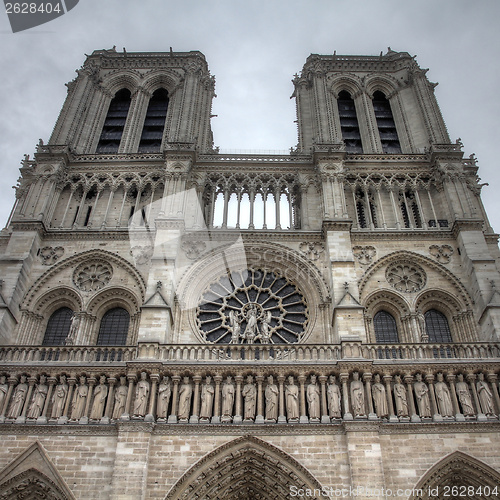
[373,91,401,153]
[197,269,308,344]
[373,311,399,343]
[96,307,130,345]
[138,88,169,153]
[338,90,362,153]
[425,309,452,343]
[42,307,73,346]
[96,89,131,153]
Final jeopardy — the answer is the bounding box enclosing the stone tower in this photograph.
[0,48,499,500]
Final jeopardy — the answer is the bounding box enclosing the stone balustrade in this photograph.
[1,341,499,364]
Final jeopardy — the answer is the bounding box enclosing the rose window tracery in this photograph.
[73,261,113,292]
[385,261,426,293]
[197,269,308,344]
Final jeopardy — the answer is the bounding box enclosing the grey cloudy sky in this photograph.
[0,0,499,232]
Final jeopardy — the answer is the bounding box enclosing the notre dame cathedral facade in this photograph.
[0,47,499,499]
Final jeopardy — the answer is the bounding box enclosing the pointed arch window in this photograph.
[373,91,401,153]
[338,91,362,153]
[138,88,169,153]
[42,307,73,345]
[355,188,377,229]
[425,309,452,343]
[399,190,422,228]
[97,307,130,345]
[373,311,399,343]
[96,89,131,153]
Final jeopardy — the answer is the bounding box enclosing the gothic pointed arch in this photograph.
[164,436,325,500]
[0,442,76,500]
[409,451,500,500]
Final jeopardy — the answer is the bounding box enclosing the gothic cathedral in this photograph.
[0,48,499,499]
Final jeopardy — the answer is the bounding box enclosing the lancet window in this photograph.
[338,90,362,153]
[138,88,169,153]
[373,311,399,343]
[97,308,130,345]
[425,309,453,343]
[399,190,422,228]
[42,307,73,346]
[354,188,377,229]
[372,91,401,153]
[204,174,301,230]
[96,89,131,153]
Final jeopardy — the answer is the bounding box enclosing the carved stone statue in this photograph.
[112,376,128,419]
[259,311,272,344]
[434,373,453,417]
[70,376,88,420]
[350,372,365,417]
[156,376,172,420]
[327,375,341,419]
[306,375,320,420]
[413,373,431,418]
[0,376,8,414]
[371,374,388,418]
[177,376,192,421]
[285,376,299,422]
[242,375,257,420]
[265,375,278,421]
[51,375,68,419]
[27,375,48,419]
[90,376,108,420]
[66,314,80,345]
[221,376,235,422]
[133,372,150,418]
[417,310,427,342]
[229,310,242,344]
[393,375,408,417]
[476,373,495,416]
[455,374,474,416]
[243,305,259,344]
[199,376,214,421]
[8,376,28,419]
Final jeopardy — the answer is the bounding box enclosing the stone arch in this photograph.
[364,74,400,99]
[32,287,83,317]
[358,251,473,311]
[176,240,331,343]
[100,70,142,96]
[164,435,325,500]
[141,69,184,95]
[409,451,500,500]
[328,74,363,98]
[0,442,75,500]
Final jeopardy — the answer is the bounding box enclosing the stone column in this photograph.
[81,377,96,424]
[122,375,136,421]
[425,374,441,422]
[16,377,36,424]
[298,375,308,423]
[278,376,287,423]
[60,377,76,424]
[363,373,376,420]
[446,373,463,421]
[0,377,16,423]
[383,375,397,422]
[319,375,329,423]
[487,373,500,415]
[468,373,486,421]
[189,375,201,423]
[168,376,180,423]
[233,375,243,423]
[404,375,419,423]
[340,373,353,420]
[145,374,159,423]
[212,375,221,424]
[255,375,264,424]
[102,377,116,424]
[38,377,56,424]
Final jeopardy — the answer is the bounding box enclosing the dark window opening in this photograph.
[338,91,362,153]
[83,206,92,226]
[373,91,401,153]
[425,309,452,343]
[138,88,169,153]
[72,206,79,226]
[373,311,399,343]
[96,89,131,154]
[42,307,73,346]
[97,307,130,346]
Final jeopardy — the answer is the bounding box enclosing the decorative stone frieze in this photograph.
[39,247,65,266]
[429,244,454,264]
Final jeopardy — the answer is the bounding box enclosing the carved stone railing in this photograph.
[1,342,499,364]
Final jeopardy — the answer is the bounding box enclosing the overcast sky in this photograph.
[0,0,499,233]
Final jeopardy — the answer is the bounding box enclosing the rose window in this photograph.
[197,269,308,344]
[73,261,113,292]
[385,262,426,293]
